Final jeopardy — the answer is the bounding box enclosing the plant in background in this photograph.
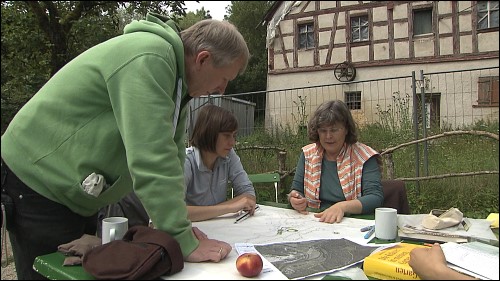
[375,91,413,141]
[292,95,308,134]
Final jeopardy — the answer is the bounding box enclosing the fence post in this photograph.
[278,151,287,198]
[412,71,420,195]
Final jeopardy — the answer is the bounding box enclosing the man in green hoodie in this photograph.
[1,12,249,280]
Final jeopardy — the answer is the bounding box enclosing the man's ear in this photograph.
[195,51,211,66]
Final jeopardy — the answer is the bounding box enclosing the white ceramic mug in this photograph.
[375,207,398,240]
[102,216,128,244]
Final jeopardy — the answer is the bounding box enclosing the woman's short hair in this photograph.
[190,104,238,152]
[307,100,358,144]
[181,19,250,74]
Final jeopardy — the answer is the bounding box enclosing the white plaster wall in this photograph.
[439,18,453,34]
[374,43,390,60]
[351,45,370,62]
[267,60,499,130]
[318,14,334,29]
[303,1,315,13]
[392,3,408,20]
[478,32,500,52]
[336,29,346,44]
[332,48,346,64]
[372,6,388,22]
[321,1,337,9]
[459,14,472,32]
[439,37,454,56]
[282,36,294,50]
[319,30,331,47]
[298,50,314,67]
[460,35,472,54]
[373,25,388,41]
[280,20,294,34]
[394,22,409,39]
[395,41,410,59]
[438,1,453,14]
[414,37,435,57]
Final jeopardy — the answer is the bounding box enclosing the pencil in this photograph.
[234,212,250,224]
[234,205,259,224]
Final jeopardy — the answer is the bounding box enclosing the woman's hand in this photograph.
[288,191,308,214]
[314,204,345,223]
[222,195,257,215]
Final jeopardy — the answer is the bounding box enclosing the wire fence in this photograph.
[216,66,498,136]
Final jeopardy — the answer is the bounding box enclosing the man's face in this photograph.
[188,51,243,97]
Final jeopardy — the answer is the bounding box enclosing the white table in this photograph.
[162,204,378,280]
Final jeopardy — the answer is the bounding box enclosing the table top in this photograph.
[34,202,497,280]
[162,203,381,280]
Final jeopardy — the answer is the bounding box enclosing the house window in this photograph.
[477,76,499,106]
[478,1,499,29]
[345,92,362,110]
[351,16,369,42]
[413,9,433,35]
[298,23,314,49]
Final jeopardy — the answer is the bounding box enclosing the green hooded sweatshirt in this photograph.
[1,13,199,257]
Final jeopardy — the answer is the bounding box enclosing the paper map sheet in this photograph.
[253,238,378,280]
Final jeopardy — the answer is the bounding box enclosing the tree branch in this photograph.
[381,130,499,155]
[395,171,498,182]
[25,1,51,37]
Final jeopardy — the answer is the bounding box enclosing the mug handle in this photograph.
[110,228,115,242]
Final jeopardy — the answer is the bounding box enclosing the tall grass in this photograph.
[237,97,499,219]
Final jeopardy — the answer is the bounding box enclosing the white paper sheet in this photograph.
[441,242,499,280]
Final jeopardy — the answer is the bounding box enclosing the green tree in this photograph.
[225,1,272,94]
[178,7,211,30]
[1,1,188,133]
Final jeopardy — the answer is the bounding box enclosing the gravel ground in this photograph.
[1,232,18,280]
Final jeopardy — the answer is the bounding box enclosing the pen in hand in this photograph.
[234,205,259,224]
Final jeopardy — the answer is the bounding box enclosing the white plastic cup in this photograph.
[102,217,128,244]
[375,207,398,240]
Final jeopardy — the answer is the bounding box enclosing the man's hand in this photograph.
[185,239,232,263]
[192,226,208,240]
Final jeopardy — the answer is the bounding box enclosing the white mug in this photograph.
[375,207,398,240]
[102,217,128,244]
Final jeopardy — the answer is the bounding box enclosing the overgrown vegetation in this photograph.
[237,94,499,219]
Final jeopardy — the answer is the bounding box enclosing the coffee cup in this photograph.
[102,216,128,244]
[375,207,398,240]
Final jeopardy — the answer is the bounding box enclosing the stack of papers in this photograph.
[441,242,499,280]
[397,214,498,244]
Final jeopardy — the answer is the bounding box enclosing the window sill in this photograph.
[473,104,499,108]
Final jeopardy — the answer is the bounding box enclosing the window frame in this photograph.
[297,22,314,50]
[350,15,369,42]
[345,91,362,110]
[413,8,433,36]
[477,76,499,107]
[477,1,499,30]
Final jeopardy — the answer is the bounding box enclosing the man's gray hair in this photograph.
[181,19,250,74]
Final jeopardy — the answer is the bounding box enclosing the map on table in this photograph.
[254,238,377,280]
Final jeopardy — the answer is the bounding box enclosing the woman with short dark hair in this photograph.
[185,104,256,221]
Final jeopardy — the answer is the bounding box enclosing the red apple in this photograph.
[235,253,263,277]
